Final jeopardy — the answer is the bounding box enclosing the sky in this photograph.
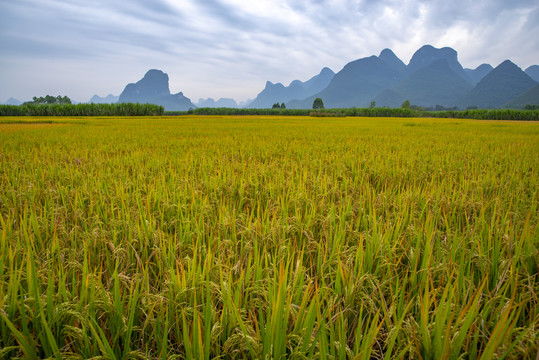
[1,0,538,103]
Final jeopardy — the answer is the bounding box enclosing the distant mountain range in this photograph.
[288,52,403,109]
[247,67,335,108]
[465,64,494,85]
[284,45,538,109]
[4,45,538,109]
[456,60,538,109]
[195,98,239,108]
[525,65,539,82]
[89,94,119,104]
[4,97,22,105]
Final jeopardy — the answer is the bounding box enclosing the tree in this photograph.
[369,101,376,108]
[401,100,410,109]
[272,103,280,109]
[312,97,324,110]
[25,95,72,105]
[281,102,286,109]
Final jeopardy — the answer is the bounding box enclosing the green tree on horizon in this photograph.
[312,97,324,109]
[24,95,72,105]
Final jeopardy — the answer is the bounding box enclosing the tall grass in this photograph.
[0,116,537,359]
[185,107,539,120]
[0,103,164,116]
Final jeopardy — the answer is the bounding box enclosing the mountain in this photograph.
[406,45,471,82]
[525,65,539,82]
[374,59,473,107]
[4,97,22,105]
[118,69,195,111]
[300,67,337,95]
[289,50,405,108]
[378,48,406,72]
[503,84,539,108]
[239,99,253,108]
[464,64,493,85]
[89,94,119,103]
[196,98,238,108]
[456,60,538,109]
[247,82,287,108]
[248,67,334,108]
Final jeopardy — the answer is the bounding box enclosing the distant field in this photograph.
[1,116,538,359]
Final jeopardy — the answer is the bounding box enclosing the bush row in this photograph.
[424,108,539,121]
[189,107,312,116]
[0,103,164,116]
[186,107,539,120]
[4,104,537,120]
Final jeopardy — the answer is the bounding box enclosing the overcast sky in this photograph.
[1,0,538,103]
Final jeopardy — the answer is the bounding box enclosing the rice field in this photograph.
[0,115,538,359]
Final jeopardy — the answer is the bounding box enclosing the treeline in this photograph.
[424,108,539,121]
[3,104,537,120]
[0,103,164,116]
[24,95,72,105]
[186,107,312,116]
[176,107,418,117]
[176,107,539,120]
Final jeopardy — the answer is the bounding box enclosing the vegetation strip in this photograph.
[0,103,164,116]
[179,107,539,121]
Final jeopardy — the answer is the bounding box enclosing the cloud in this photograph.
[0,0,537,102]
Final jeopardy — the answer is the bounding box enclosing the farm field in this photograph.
[0,115,538,359]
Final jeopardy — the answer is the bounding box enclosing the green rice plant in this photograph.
[0,115,537,359]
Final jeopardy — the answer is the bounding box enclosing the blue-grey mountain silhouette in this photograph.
[503,84,539,108]
[378,48,406,72]
[464,64,493,85]
[375,59,473,107]
[248,67,334,108]
[119,69,195,111]
[5,97,22,105]
[288,50,405,108]
[406,45,471,82]
[196,98,239,108]
[280,45,537,109]
[525,65,539,82]
[89,94,119,104]
[456,60,538,109]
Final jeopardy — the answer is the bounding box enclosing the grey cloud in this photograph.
[524,7,539,30]
[0,0,537,102]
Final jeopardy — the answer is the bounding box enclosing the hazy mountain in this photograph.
[300,67,336,95]
[378,48,406,72]
[89,94,119,103]
[525,65,539,82]
[119,69,195,111]
[120,70,169,100]
[239,99,253,108]
[464,64,493,85]
[248,67,334,108]
[4,97,22,105]
[371,89,403,108]
[248,82,287,108]
[196,98,238,108]
[375,59,473,107]
[406,45,471,82]
[289,51,405,108]
[456,60,538,109]
[503,84,539,108]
